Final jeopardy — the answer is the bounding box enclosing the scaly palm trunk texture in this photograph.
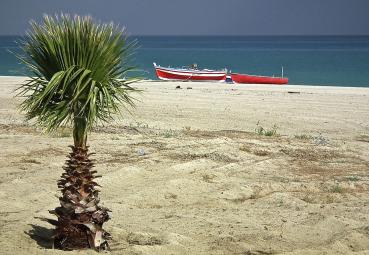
[50,146,111,250]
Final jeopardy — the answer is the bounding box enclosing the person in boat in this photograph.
[190,63,198,70]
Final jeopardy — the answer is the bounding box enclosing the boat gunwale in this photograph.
[231,73,288,79]
[154,66,227,75]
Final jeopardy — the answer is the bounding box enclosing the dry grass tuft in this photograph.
[164,193,178,199]
[185,129,254,140]
[0,123,39,134]
[19,158,41,164]
[239,144,252,153]
[253,150,270,156]
[202,173,217,183]
[126,232,163,246]
[356,135,369,143]
[280,147,341,161]
[239,144,271,157]
[168,152,238,163]
[294,134,313,140]
[226,195,249,204]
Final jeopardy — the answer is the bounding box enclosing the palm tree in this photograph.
[16,14,139,251]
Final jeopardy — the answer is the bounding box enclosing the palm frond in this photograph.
[17,14,140,136]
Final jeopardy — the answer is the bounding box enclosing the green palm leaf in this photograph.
[16,14,140,147]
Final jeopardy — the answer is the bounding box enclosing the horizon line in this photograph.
[1,34,369,37]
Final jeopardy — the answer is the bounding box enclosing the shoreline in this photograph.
[1,75,369,89]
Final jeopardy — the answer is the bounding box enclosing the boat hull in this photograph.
[154,64,227,82]
[231,73,288,85]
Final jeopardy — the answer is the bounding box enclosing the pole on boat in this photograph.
[281,66,284,78]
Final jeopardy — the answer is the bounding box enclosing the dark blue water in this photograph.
[1,35,369,87]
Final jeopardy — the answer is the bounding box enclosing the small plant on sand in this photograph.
[301,194,314,204]
[255,121,278,136]
[239,144,252,153]
[313,133,329,146]
[253,149,270,156]
[16,14,139,251]
[201,173,216,183]
[330,184,344,193]
[346,176,360,182]
[20,158,42,164]
[294,134,313,140]
[162,129,176,138]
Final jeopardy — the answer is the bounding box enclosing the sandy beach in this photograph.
[1,76,369,254]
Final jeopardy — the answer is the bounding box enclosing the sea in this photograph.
[1,35,369,87]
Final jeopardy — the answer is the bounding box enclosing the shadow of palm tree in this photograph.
[25,224,54,249]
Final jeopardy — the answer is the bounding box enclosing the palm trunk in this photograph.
[50,116,111,250]
[73,116,88,149]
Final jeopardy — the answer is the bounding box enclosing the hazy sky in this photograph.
[1,0,369,35]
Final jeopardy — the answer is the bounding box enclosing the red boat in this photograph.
[153,63,227,82]
[231,73,288,85]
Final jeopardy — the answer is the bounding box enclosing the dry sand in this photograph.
[0,76,369,254]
